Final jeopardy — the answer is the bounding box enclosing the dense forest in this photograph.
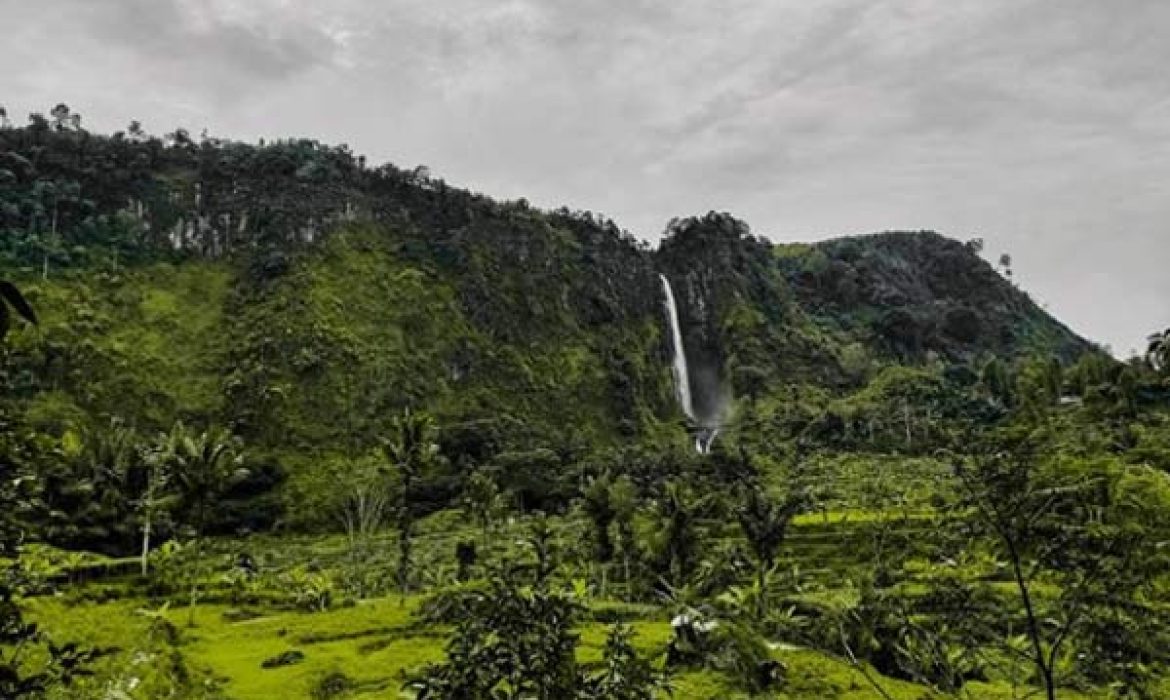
[2,106,1169,699]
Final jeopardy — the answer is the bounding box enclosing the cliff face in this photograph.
[652,216,1091,419]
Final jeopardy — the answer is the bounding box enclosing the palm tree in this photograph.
[164,422,245,624]
[460,468,503,537]
[610,476,639,595]
[582,473,616,564]
[382,409,438,595]
[735,484,806,619]
[654,482,710,590]
[137,436,178,576]
[1148,328,1170,374]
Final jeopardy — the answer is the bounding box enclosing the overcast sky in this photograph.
[3,0,1167,355]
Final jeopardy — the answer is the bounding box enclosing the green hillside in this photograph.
[2,118,1169,700]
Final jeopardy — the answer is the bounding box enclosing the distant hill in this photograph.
[0,119,1097,523]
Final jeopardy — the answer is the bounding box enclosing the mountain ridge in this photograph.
[0,121,1098,525]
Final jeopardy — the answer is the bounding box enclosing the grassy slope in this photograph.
[4,225,682,526]
[22,498,1140,699]
[15,260,231,433]
[28,593,1108,700]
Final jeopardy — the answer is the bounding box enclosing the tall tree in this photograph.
[164,423,245,624]
[653,482,710,590]
[0,283,98,697]
[582,473,616,564]
[137,434,178,576]
[1147,328,1170,375]
[735,482,805,619]
[382,409,438,596]
[952,445,1170,699]
[610,475,639,595]
[460,467,502,536]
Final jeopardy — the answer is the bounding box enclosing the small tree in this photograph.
[407,572,583,699]
[952,446,1170,699]
[122,426,178,576]
[460,467,503,536]
[586,624,671,699]
[336,470,391,598]
[610,475,639,595]
[734,482,805,619]
[581,473,616,564]
[998,252,1013,280]
[408,575,667,699]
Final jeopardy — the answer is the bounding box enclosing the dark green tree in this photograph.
[734,482,805,619]
[0,282,101,697]
[383,408,439,595]
[653,481,710,590]
[1147,328,1170,375]
[581,472,616,564]
[951,446,1170,699]
[163,422,245,624]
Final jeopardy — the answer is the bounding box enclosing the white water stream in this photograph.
[660,274,717,454]
[660,274,695,420]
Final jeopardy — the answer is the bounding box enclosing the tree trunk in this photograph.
[1007,537,1055,700]
[903,401,912,447]
[188,503,205,628]
[140,514,151,576]
[757,561,768,619]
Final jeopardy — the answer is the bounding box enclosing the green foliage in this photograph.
[280,567,335,613]
[384,408,440,595]
[5,116,1168,700]
[585,624,671,699]
[581,473,617,563]
[949,444,1170,698]
[407,573,584,699]
[734,481,806,619]
[650,482,712,591]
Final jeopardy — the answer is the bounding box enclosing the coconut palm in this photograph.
[161,422,245,624]
[735,484,807,619]
[1147,328,1170,374]
[382,408,439,595]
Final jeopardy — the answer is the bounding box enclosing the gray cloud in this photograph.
[1,0,1167,354]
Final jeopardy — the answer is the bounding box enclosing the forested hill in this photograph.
[0,113,1097,528]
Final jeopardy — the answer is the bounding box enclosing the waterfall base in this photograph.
[694,427,719,455]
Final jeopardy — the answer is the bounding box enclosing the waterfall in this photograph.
[661,274,718,454]
[660,274,695,420]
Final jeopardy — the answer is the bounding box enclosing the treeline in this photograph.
[0,104,662,343]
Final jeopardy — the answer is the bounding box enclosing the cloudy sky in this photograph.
[3,0,1167,355]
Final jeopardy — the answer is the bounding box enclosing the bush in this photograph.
[311,670,355,699]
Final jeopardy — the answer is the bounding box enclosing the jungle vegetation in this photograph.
[1,107,1169,699]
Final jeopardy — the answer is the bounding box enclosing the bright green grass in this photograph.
[24,583,1119,699]
[168,597,439,699]
[24,597,199,699]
